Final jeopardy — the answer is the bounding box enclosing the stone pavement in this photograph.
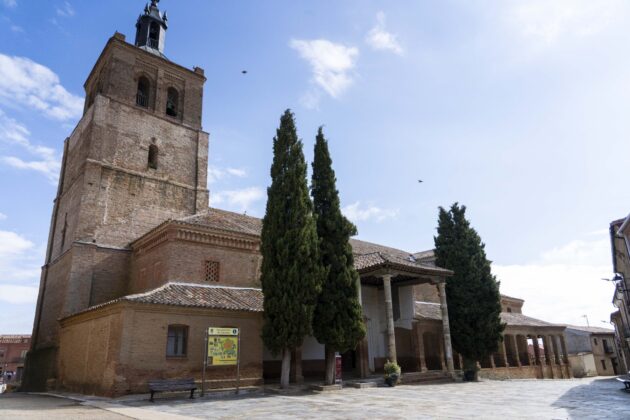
[121,376,628,419]
[0,392,127,419]
[1,377,628,419]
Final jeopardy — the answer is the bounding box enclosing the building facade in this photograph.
[565,326,621,377]
[610,215,630,373]
[0,335,30,384]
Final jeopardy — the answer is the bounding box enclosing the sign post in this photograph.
[205,327,240,395]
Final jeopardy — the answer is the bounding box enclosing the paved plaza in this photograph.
[1,377,628,419]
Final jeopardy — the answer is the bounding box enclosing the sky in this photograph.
[0,0,628,334]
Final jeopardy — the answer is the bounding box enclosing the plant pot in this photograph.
[463,370,477,382]
[385,373,399,387]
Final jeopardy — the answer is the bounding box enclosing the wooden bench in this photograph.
[148,378,197,402]
[616,376,630,392]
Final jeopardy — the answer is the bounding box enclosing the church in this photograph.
[23,2,567,396]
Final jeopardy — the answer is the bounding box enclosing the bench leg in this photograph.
[190,389,195,399]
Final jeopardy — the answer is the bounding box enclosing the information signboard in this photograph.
[201,327,241,396]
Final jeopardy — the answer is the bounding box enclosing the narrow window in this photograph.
[593,338,598,346]
[166,325,188,357]
[507,307,512,313]
[166,87,179,117]
[60,213,68,249]
[148,144,158,169]
[137,76,150,107]
[205,261,220,282]
[148,22,160,49]
[601,359,606,370]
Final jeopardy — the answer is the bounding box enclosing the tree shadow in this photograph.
[551,377,628,419]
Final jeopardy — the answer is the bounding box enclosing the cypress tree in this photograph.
[311,127,366,385]
[433,203,505,380]
[260,110,324,388]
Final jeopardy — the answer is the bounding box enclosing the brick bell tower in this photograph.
[23,1,209,390]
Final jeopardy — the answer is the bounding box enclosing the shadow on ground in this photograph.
[552,377,628,419]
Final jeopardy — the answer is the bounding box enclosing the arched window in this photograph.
[137,76,150,107]
[166,87,179,117]
[148,22,160,49]
[148,144,158,169]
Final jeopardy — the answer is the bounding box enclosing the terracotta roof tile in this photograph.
[500,312,559,328]
[65,282,263,319]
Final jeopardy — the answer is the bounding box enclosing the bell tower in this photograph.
[135,0,168,57]
[24,2,209,391]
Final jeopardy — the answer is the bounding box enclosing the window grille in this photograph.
[205,261,220,282]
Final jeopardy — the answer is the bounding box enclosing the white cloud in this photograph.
[2,0,17,8]
[0,53,83,121]
[0,230,42,285]
[342,201,399,223]
[366,11,404,55]
[290,39,359,105]
[212,187,264,213]
[494,231,616,327]
[208,165,247,184]
[56,1,75,18]
[507,0,623,48]
[0,110,61,183]
[0,213,7,220]
[0,285,38,304]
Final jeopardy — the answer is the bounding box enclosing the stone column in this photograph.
[416,325,427,372]
[437,281,455,374]
[532,336,541,365]
[489,353,496,369]
[501,338,510,367]
[382,274,397,363]
[458,354,464,371]
[439,333,447,372]
[560,335,569,364]
[511,335,522,367]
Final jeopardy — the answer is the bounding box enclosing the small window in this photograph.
[137,76,150,107]
[148,144,158,169]
[166,87,179,117]
[507,307,512,313]
[601,359,606,370]
[205,261,220,282]
[593,338,598,346]
[0,348,5,359]
[166,325,188,357]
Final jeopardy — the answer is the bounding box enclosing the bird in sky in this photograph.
[418,179,423,183]
[241,70,248,74]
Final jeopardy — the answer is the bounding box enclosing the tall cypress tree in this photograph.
[260,110,324,388]
[311,127,366,385]
[433,203,505,380]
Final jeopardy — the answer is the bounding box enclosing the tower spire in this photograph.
[135,0,168,58]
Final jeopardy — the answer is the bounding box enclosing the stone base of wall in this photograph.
[479,363,572,380]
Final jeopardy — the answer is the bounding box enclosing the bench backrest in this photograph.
[148,378,195,389]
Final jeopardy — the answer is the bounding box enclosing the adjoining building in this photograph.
[477,295,571,380]
[610,215,630,372]
[0,335,30,384]
[564,326,621,377]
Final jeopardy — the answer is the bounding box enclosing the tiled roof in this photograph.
[500,294,524,302]
[415,301,443,321]
[564,325,615,334]
[65,282,263,318]
[501,312,559,328]
[178,208,262,236]
[353,251,452,276]
[177,209,451,276]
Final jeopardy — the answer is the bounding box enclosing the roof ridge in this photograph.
[167,281,262,292]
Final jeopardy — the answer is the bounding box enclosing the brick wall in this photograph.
[58,304,263,396]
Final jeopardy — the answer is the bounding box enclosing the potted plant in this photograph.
[384,360,401,387]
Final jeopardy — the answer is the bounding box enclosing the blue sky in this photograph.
[0,0,628,333]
